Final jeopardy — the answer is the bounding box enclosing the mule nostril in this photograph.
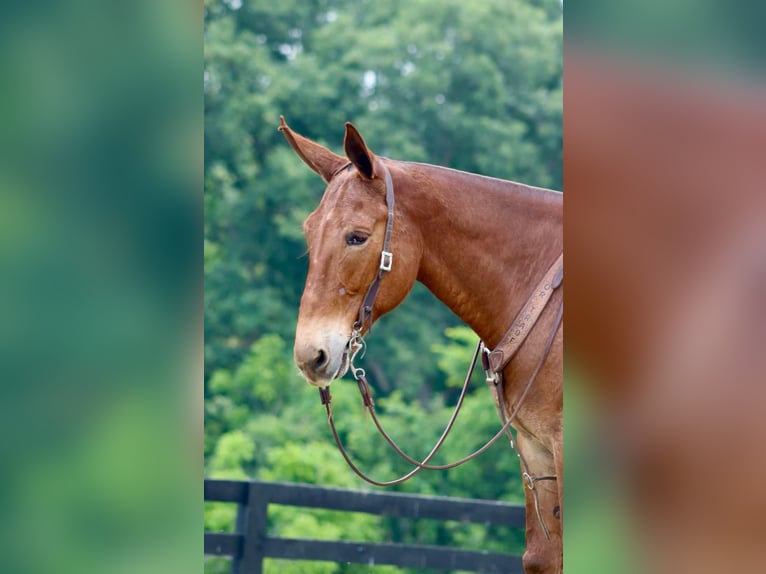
[314,349,327,369]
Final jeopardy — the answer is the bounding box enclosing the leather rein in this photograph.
[317,164,563,521]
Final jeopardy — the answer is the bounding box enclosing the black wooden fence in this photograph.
[204,479,525,573]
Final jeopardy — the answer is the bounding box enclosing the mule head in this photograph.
[279,117,421,386]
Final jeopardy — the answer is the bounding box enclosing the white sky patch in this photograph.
[361,70,377,97]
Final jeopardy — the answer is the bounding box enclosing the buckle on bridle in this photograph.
[480,342,499,384]
[379,251,393,272]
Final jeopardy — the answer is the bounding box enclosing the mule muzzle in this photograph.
[294,334,350,387]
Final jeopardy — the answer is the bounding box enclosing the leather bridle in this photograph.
[327,160,395,336]
[317,161,563,535]
[355,164,395,334]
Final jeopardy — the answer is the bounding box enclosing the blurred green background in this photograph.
[567,0,766,77]
[0,1,200,573]
[203,0,561,572]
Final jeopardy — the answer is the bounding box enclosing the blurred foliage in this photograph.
[563,364,638,574]
[204,0,560,571]
[567,0,766,77]
[0,1,199,573]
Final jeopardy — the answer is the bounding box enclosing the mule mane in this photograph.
[400,160,560,197]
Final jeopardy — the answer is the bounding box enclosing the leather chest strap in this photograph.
[488,252,563,373]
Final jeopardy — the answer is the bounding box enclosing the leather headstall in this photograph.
[354,164,395,333]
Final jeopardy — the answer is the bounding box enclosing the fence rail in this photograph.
[204,478,525,573]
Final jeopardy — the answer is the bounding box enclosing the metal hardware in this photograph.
[480,343,499,384]
[379,250,393,272]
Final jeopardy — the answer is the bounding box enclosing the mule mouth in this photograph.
[336,349,351,379]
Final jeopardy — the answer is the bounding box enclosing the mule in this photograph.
[280,117,563,574]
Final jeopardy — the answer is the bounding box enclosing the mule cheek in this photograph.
[336,249,377,295]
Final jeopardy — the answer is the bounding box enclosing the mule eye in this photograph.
[345,232,369,246]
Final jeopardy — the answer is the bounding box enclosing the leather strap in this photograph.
[356,165,395,332]
[485,301,563,539]
[318,340,483,487]
[319,304,562,486]
[488,252,563,373]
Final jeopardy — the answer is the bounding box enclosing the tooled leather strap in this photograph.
[485,300,563,540]
[487,252,563,373]
[356,164,395,332]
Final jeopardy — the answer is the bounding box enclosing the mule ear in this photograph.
[344,122,376,180]
[278,116,347,183]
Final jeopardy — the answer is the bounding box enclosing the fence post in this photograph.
[236,482,269,574]
[229,498,247,574]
